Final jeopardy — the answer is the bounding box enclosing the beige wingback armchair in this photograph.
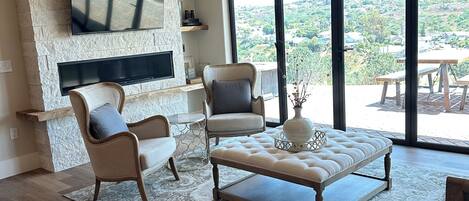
[203,63,266,148]
[69,82,179,201]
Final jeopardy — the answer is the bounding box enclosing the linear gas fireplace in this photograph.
[58,51,174,95]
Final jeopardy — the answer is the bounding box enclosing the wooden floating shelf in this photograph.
[17,83,204,122]
[180,25,209,32]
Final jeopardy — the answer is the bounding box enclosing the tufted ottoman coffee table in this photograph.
[210,128,392,201]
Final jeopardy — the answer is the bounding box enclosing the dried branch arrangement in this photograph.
[288,61,313,108]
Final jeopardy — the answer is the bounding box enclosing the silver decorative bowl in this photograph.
[273,129,327,153]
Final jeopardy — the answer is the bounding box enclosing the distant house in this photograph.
[345,32,364,47]
[380,45,405,57]
[318,31,331,45]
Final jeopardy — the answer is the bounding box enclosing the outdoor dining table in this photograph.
[398,49,469,112]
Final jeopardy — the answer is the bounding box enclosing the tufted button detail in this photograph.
[210,128,392,183]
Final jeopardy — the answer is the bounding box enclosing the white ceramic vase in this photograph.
[283,107,314,144]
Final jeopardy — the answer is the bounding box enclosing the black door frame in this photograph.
[228,0,469,154]
[274,0,289,125]
[331,0,346,131]
[405,0,418,147]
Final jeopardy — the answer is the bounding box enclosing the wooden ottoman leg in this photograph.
[384,152,392,190]
[212,163,220,201]
[315,186,324,201]
[380,81,388,104]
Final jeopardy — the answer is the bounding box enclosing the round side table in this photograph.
[167,113,208,171]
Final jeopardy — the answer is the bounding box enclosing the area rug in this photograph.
[64,157,467,201]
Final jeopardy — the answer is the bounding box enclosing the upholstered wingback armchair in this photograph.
[69,82,179,201]
[203,63,266,147]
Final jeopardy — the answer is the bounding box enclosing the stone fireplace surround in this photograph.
[16,0,188,172]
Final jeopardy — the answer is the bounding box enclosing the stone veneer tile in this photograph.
[16,0,31,13]
[30,9,71,26]
[50,138,89,171]
[28,84,45,110]
[33,123,50,145]
[36,0,71,11]
[39,155,55,172]
[17,0,188,172]
[21,42,37,57]
[17,12,33,27]
[39,24,69,41]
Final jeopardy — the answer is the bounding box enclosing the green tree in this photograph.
[262,24,274,35]
[359,9,392,43]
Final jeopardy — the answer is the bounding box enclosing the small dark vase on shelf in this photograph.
[182,9,202,26]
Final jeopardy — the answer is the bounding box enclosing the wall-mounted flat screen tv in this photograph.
[71,0,164,35]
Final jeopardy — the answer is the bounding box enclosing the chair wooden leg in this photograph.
[384,152,392,190]
[460,85,468,111]
[168,157,180,181]
[427,74,434,94]
[395,81,401,106]
[93,178,101,201]
[212,163,220,201]
[380,81,388,104]
[136,177,148,201]
[205,135,211,160]
[215,137,220,145]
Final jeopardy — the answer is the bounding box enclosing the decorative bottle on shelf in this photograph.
[283,106,314,144]
[190,10,195,19]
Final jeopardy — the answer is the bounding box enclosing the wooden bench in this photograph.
[456,75,469,110]
[376,64,440,106]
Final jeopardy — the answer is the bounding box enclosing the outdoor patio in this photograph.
[264,84,469,148]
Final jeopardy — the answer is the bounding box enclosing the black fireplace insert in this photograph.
[58,51,174,95]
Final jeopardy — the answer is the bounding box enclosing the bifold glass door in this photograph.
[416,0,469,149]
[230,0,281,124]
[344,0,406,140]
[230,0,469,153]
[284,0,333,129]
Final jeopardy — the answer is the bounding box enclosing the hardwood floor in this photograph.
[0,145,468,201]
[0,164,94,201]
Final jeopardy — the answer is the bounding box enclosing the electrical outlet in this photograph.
[10,128,18,140]
[0,60,13,73]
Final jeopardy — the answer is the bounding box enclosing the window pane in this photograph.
[284,0,333,129]
[344,0,406,139]
[417,0,469,148]
[233,0,280,123]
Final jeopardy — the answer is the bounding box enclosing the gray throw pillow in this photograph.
[212,79,252,114]
[89,103,129,140]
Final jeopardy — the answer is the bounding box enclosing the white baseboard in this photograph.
[0,152,40,180]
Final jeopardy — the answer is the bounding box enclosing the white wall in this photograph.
[0,0,39,179]
[182,0,233,113]
[195,0,233,65]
